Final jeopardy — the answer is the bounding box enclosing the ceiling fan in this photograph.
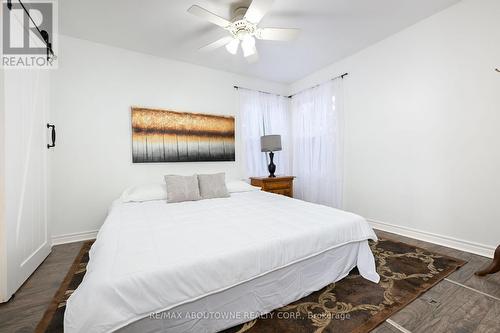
[187,0,300,63]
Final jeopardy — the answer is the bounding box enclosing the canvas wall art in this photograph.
[131,107,235,163]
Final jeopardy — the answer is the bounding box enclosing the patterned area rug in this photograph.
[36,239,465,333]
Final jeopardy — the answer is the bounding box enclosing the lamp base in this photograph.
[268,151,276,178]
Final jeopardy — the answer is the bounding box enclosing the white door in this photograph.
[4,69,51,300]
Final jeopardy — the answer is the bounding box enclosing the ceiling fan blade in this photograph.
[244,0,275,24]
[199,36,234,52]
[257,28,300,41]
[188,5,231,28]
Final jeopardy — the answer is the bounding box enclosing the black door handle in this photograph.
[47,124,56,149]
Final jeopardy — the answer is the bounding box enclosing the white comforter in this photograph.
[64,191,379,333]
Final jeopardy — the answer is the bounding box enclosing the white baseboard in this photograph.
[51,230,98,246]
[368,219,495,259]
[50,221,496,259]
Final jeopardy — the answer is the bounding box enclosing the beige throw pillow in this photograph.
[164,175,201,203]
[197,173,230,199]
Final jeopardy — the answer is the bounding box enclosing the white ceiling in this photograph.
[59,0,461,83]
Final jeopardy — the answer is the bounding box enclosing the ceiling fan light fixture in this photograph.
[241,36,256,57]
[225,38,239,55]
[188,0,300,63]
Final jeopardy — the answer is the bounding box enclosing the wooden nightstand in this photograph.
[250,176,295,198]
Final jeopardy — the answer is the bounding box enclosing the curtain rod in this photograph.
[233,86,292,99]
[287,72,348,98]
[233,72,348,99]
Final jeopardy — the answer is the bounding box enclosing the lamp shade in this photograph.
[261,135,282,152]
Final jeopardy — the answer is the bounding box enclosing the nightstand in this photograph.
[250,176,295,198]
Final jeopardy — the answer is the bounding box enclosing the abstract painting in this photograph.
[131,107,235,163]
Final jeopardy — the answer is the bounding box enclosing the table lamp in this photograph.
[260,135,282,178]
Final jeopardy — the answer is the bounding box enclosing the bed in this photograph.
[64,187,379,333]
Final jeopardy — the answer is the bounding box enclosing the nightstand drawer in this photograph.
[263,181,291,190]
[268,188,292,196]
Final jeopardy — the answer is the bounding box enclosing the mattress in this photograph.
[65,190,379,333]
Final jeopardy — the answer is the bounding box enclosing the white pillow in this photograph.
[226,180,261,193]
[121,183,167,202]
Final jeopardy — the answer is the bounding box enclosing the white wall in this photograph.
[50,35,287,239]
[52,0,500,254]
[290,0,500,253]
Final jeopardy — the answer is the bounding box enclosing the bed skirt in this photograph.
[117,240,378,333]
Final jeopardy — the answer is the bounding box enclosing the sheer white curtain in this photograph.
[291,79,344,208]
[239,88,290,178]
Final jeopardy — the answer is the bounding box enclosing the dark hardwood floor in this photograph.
[0,241,84,333]
[372,230,500,333]
[0,230,499,333]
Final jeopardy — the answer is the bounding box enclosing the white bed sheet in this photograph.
[65,191,379,333]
